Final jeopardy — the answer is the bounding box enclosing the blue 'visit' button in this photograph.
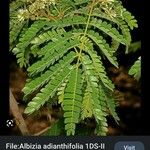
[114,141,144,150]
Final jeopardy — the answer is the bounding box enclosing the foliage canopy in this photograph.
[10,0,138,135]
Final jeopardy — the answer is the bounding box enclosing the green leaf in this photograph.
[31,28,65,46]
[122,9,138,30]
[63,68,83,135]
[129,57,141,80]
[46,16,126,45]
[87,50,115,91]
[43,119,64,136]
[82,55,108,135]
[24,66,72,114]
[10,21,26,46]
[86,30,118,67]
[81,87,93,119]
[57,80,68,105]
[12,21,46,67]
[128,41,141,53]
[23,52,76,99]
[99,84,119,123]
[28,39,80,76]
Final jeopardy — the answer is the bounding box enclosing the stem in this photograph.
[76,0,96,67]
[9,88,30,135]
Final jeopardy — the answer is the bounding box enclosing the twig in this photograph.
[9,88,30,135]
[34,126,51,136]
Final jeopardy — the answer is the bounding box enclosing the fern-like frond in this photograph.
[23,52,76,99]
[121,9,138,30]
[81,86,93,120]
[114,1,138,30]
[57,79,68,105]
[86,30,118,67]
[24,66,72,114]
[36,31,76,57]
[82,55,108,135]
[116,19,131,48]
[99,84,119,123]
[63,68,83,136]
[73,29,118,67]
[28,39,80,76]
[12,21,47,67]
[86,49,115,91]
[90,4,134,48]
[129,57,141,80]
[10,21,26,47]
[95,120,108,136]
[31,28,65,46]
[75,8,132,48]
[46,16,125,44]
[82,54,118,134]
[77,2,136,48]
[78,7,133,47]
[10,0,138,136]
[91,18,125,45]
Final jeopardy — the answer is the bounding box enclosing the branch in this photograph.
[33,126,51,136]
[9,88,30,135]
